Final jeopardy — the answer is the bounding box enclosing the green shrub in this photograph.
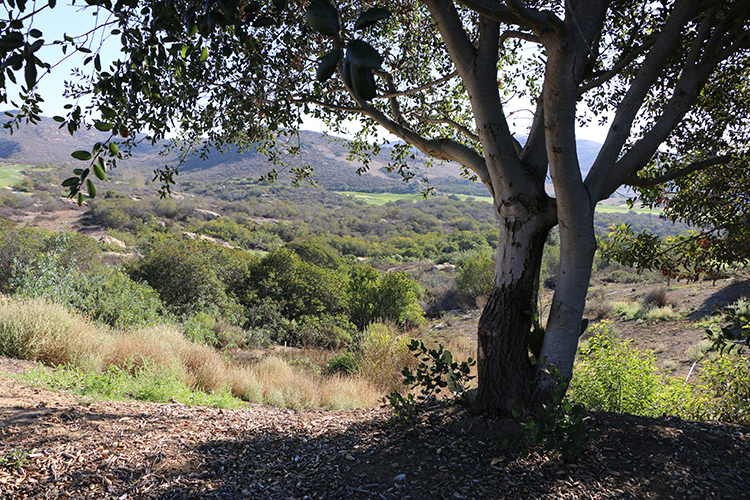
[357,322,415,392]
[326,351,358,375]
[569,321,664,416]
[455,249,494,300]
[698,355,750,423]
[182,316,219,345]
[298,314,356,349]
[126,238,244,321]
[348,266,425,330]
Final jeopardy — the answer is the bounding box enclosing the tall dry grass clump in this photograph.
[357,322,418,393]
[102,325,382,409]
[0,298,106,370]
[0,298,382,410]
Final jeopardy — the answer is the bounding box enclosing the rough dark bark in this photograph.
[474,207,555,415]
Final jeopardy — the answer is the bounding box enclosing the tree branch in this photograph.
[625,155,734,187]
[504,0,566,32]
[412,113,480,142]
[377,70,458,99]
[499,30,540,44]
[451,0,528,26]
[578,37,656,95]
[584,0,703,200]
[359,102,491,186]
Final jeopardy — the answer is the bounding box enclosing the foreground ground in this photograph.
[1,361,748,500]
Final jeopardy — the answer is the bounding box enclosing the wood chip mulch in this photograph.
[1,375,749,499]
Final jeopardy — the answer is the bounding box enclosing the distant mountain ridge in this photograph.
[0,115,602,194]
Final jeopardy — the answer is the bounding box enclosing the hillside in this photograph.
[0,116,604,196]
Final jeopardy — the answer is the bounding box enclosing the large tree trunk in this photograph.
[474,206,556,415]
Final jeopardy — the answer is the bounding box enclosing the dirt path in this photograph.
[1,361,749,500]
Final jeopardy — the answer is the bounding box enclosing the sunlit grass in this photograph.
[0,298,382,410]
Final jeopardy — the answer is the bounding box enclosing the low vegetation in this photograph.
[0,175,748,442]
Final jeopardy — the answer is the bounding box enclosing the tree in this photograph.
[3,0,750,415]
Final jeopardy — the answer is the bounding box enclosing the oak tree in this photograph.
[3,0,750,414]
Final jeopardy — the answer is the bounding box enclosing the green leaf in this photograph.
[93,159,106,181]
[350,64,377,100]
[94,121,113,132]
[353,8,391,30]
[272,0,288,11]
[305,0,339,37]
[253,16,276,27]
[346,40,382,69]
[316,49,341,83]
[108,142,119,155]
[86,179,97,198]
[71,150,92,161]
[61,177,79,187]
[76,192,84,206]
[29,28,43,38]
[24,59,37,89]
[52,115,65,123]
[200,46,208,62]
[100,105,116,119]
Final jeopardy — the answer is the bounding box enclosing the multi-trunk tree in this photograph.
[2,0,749,415]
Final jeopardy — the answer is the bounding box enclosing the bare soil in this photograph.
[1,360,749,500]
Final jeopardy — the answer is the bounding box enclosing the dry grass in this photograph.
[0,298,107,370]
[357,322,419,393]
[0,298,382,410]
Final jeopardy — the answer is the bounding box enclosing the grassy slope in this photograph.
[0,164,28,188]
[337,190,660,215]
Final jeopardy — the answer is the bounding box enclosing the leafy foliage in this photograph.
[504,368,596,461]
[704,297,750,355]
[385,340,475,424]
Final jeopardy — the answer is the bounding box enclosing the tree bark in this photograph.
[474,202,555,415]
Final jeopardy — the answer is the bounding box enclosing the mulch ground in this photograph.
[1,370,749,499]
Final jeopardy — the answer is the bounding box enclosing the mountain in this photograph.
[0,115,603,194]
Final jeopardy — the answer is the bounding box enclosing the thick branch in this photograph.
[499,30,540,44]
[584,0,703,199]
[519,92,547,178]
[504,0,566,32]
[356,101,491,186]
[412,113,480,142]
[626,155,733,187]
[452,0,528,26]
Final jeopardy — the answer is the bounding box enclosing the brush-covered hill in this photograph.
[0,115,604,195]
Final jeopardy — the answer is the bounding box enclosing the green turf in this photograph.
[336,190,661,215]
[0,165,28,188]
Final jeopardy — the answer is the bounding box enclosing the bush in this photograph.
[326,351,358,375]
[455,249,494,300]
[569,321,665,416]
[126,238,244,321]
[298,314,356,349]
[357,322,415,393]
[348,266,425,330]
[643,286,669,307]
[698,355,750,423]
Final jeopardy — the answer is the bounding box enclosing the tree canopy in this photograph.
[2,0,749,415]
